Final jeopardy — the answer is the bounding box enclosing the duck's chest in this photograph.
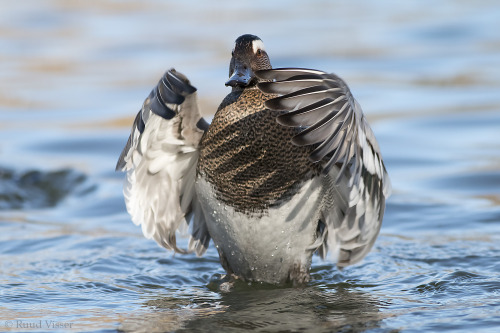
[194,175,323,284]
[197,89,317,212]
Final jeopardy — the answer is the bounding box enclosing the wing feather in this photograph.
[116,69,211,256]
[256,68,391,267]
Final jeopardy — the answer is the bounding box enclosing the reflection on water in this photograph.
[1,0,500,332]
[120,286,384,333]
[0,167,92,210]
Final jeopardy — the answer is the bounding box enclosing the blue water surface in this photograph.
[1,1,499,332]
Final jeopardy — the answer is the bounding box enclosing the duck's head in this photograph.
[225,34,272,89]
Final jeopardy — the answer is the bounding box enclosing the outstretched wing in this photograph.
[116,69,211,256]
[257,68,391,266]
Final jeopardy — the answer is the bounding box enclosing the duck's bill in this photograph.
[225,64,254,87]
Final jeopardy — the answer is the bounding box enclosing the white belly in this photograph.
[195,177,323,284]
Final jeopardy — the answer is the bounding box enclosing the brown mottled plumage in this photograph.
[198,88,320,212]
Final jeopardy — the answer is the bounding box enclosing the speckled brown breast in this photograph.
[197,88,321,212]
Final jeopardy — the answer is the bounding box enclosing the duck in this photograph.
[116,34,391,285]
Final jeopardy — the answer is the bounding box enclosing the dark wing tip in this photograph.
[158,77,185,105]
[149,69,198,121]
[166,69,197,96]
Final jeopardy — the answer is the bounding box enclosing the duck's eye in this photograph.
[256,49,262,56]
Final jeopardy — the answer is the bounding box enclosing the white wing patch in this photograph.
[117,70,210,256]
[124,110,203,252]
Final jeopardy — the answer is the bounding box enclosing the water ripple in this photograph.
[1,1,500,332]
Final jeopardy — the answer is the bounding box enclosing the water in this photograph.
[1,0,500,332]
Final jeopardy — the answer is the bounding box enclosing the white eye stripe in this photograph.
[252,40,265,54]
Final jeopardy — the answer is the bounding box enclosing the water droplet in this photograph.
[231,251,235,256]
